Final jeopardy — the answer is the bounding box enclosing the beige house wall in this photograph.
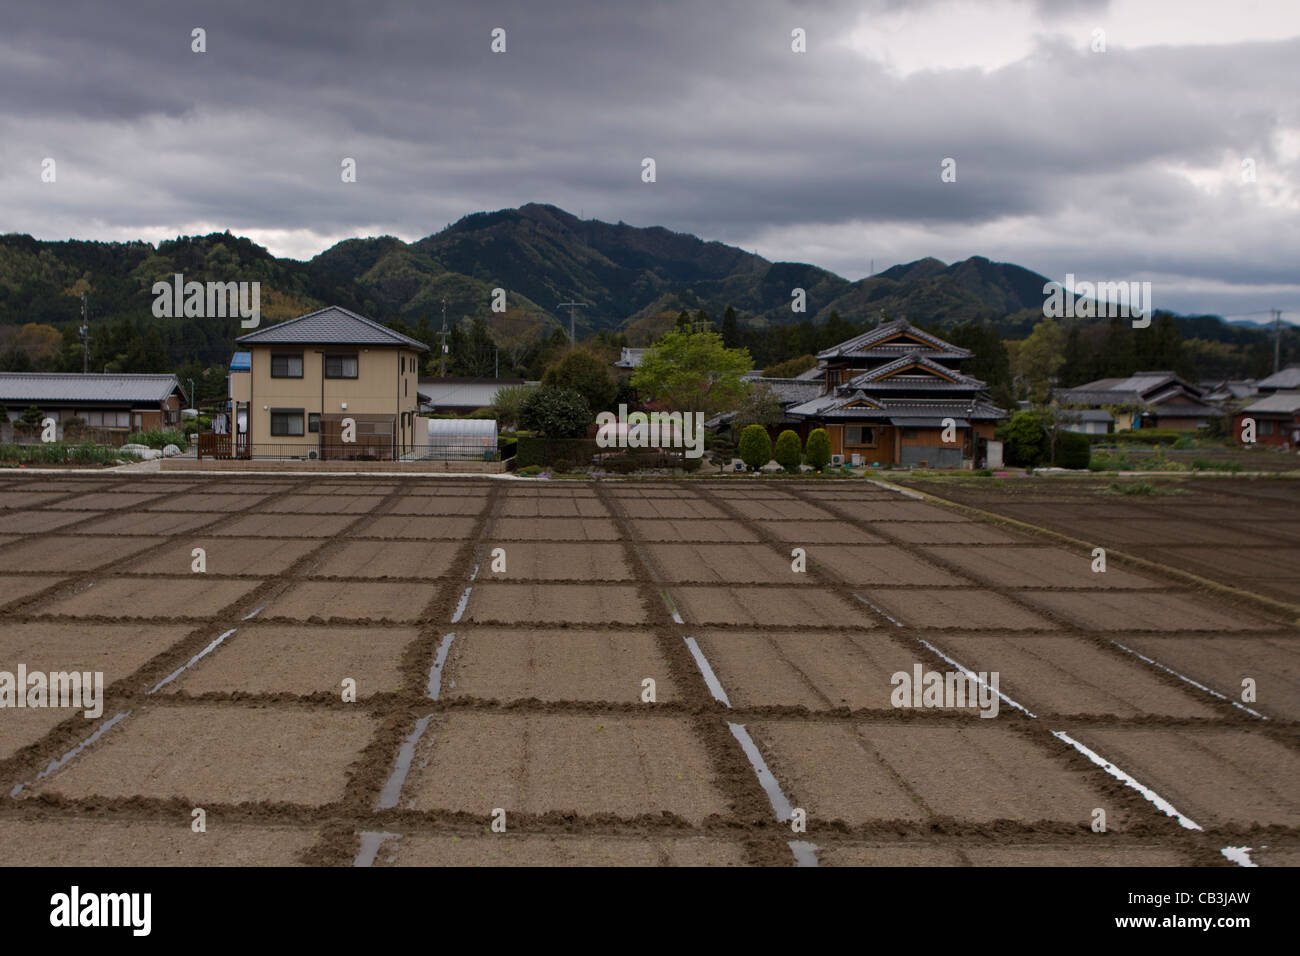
[246,345,421,455]
[230,370,250,404]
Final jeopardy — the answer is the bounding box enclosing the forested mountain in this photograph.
[0,203,1293,393]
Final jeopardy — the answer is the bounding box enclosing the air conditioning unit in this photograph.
[307,450,318,460]
[830,454,844,466]
[850,454,864,467]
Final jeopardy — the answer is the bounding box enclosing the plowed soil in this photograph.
[0,472,1294,867]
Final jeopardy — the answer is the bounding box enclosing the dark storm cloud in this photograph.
[0,0,1296,316]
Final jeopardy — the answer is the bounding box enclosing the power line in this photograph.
[557,301,588,346]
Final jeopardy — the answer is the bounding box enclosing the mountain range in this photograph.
[0,203,1284,357]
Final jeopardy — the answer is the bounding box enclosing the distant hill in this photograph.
[0,203,1288,361]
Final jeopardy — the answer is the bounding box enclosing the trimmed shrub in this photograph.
[517,464,543,476]
[518,386,593,438]
[517,436,599,468]
[997,410,1048,467]
[774,430,802,472]
[1110,428,1191,446]
[738,424,772,471]
[805,428,832,471]
[1053,431,1091,469]
[603,455,638,474]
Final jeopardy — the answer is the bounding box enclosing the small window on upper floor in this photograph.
[271,353,304,378]
[325,354,358,378]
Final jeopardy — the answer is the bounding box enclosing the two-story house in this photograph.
[230,306,428,460]
[781,320,1007,468]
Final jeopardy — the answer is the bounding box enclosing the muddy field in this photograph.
[0,471,1295,867]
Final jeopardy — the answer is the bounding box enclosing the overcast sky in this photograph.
[1,0,1297,322]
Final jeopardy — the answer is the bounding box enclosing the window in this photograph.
[91,411,129,428]
[325,353,358,378]
[271,353,304,378]
[405,378,408,397]
[1260,420,1275,435]
[401,355,406,374]
[308,413,320,433]
[845,426,875,445]
[270,409,305,436]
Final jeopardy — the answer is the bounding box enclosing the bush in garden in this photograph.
[774,429,803,472]
[738,424,772,471]
[518,386,593,438]
[805,428,831,470]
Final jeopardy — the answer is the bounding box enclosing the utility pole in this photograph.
[80,292,89,374]
[1273,308,1283,374]
[438,299,449,378]
[557,301,588,346]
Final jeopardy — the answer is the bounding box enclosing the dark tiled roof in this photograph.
[817,319,972,360]
[787,394,1005,422]
[236,306,429,350]
[0,373,180,404]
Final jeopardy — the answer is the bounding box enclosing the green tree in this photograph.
[1012,317,1066,403]
[774,429,802,472]
[518,386,592,438]
[491,384,534,429]
[541,348,617,412]
[1060,327,1087,387]
[805,428,832,470]
[763,354,817,378]
[721,306,740,348]
[738,424,772,471]
[733,381,785,430]
[631,329,751,417]
[997,409,1048,467]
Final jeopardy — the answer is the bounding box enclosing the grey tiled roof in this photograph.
[236,306,429,350]
[0,373,180,404]
[1240,390,1300,414]
[1257,366,1300,390]
[748,378,824,405]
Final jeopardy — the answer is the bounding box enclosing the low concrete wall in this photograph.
[163,458,507,474]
